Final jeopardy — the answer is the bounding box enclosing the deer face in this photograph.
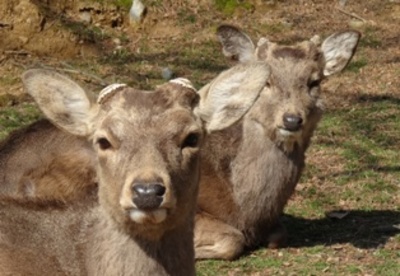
[94,82,203,234]
[216,25,360,151]
[249,41,326,150]
[22,71,202,239]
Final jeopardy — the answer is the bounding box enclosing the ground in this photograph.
[0,0,399,275]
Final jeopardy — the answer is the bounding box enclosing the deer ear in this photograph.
[321,31,361,76]
[197,62,270,132]
[217,24,255,63]
[22,69,94,136]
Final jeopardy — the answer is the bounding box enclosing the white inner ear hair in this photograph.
[169,78,196,92]
[97,83,127,104]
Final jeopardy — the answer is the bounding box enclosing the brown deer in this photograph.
[0,70,210,275]
[0,26,360,261]
[193,25,360,260]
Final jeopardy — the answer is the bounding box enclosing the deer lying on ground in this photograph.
[0,119,97,201]
[0,26,360,261]
[192,25,360,260]
[0,69,209,275]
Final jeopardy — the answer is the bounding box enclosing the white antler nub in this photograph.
[97,83,127,104]
[169,78,196,91]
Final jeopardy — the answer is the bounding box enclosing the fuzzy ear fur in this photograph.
[196,62,270,132]
[321,31,361,76]
[22,69,95,137]
[217,24,255,63]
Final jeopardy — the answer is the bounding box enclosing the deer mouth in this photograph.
[120,183,176,224]
[120,196,169,224]
[129,208,168,224]
[278,127,302,137]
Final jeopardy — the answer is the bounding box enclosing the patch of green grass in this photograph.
[197,253,284,276]
[112,0,164,10]
[346,265,363,274]
[371,249,400,275]
[0,94,27,108]
[101,48,135,65]
[62,19,110,43]
[0,104,41,139]
[359,27,382,48]
[214,0,253,15]
[113,0,132,9]
[346,57,368,73]
[259,22,291,35]
[168,39,227,69]
[0,76,19,86]
[198,245,398,275]
[91,0,142,10]
[307,102,398,193]
[177,9,197,24]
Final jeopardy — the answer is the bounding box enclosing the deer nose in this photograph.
[283,113,303,131]
[132,183,166,210]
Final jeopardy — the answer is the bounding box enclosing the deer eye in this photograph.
[97,137,112,150]
[182,133,200,149]
[308,79,321,89]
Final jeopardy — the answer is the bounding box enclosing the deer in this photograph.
[192,25,361,260]
[0,25,360,261]
[0,69,213,275]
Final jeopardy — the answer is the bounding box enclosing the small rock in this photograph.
[339,0,347,8]
[19,36,29,44]
[161,67,174,80]
[79,11,92,24]
[129,0,146,23]
[113,38,121,46]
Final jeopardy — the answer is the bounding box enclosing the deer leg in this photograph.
[194,213,245,260]
[265,219,288,249]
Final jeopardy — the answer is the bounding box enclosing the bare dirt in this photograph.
[1,0,399,105]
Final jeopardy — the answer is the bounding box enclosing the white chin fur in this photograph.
[279,128,300,137]
[129,209,167,224]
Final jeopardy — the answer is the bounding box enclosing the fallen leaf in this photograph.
[326,210,350,219]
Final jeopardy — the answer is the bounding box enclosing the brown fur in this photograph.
[192,25,360,260]
[0,71,202,275]
[0,119,97,202]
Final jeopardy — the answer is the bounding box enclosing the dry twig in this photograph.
[4,50,30,56]
[9,61,28,70]
[336,7,367,23]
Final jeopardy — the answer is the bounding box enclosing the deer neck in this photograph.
[82,207,195,276]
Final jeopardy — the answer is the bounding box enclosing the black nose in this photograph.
[283,113,303,131]
[132,183,166,210]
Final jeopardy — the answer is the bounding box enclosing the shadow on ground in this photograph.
[282,210,400,249]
